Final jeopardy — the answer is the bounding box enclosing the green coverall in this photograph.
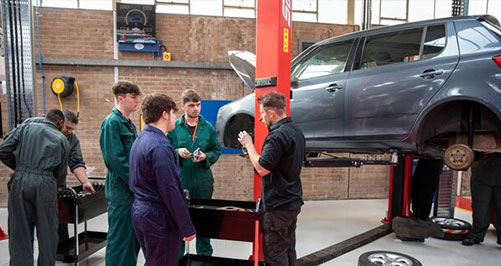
[0,120,69,266]
[99,108,140,266]
[23,117,86,183]
[24,117,87,241]
[167,114,221,256]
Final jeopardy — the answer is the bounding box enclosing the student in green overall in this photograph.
[22,110,96,242]
[167,89,221,256]
[0,109,69,266]
[99,81,142,266]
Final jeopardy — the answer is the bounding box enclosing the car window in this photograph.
[361,27,423,69]
[291,40,354,81]
[422,25,446,59]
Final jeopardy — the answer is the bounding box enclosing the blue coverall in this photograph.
[129,125,196,266]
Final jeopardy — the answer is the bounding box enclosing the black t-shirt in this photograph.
[258,117,305,211]
[187,124,196,136]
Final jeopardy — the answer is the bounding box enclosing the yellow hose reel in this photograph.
[51,76,80,117]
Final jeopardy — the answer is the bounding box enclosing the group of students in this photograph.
[0,80,306,266]
[99,82,221,266]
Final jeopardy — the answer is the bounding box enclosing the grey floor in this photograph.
[0,199,499,265]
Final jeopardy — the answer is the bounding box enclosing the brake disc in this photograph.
[444,144,474,170]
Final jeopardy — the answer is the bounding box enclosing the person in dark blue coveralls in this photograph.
[129,93,196,266]
[238,92,305,266]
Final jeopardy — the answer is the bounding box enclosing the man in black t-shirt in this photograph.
[238,92,305,266]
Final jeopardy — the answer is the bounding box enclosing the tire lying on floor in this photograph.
[358,250,422,266]
[430,217,471,240]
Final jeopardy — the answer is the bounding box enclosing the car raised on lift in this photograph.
[216,15,501,170]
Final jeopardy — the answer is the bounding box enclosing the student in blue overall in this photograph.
[129,93,196,265]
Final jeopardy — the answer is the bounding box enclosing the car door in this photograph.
[289,39,355,146]
[344,23,459,141]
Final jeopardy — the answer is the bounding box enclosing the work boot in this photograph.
[462,238,480,246]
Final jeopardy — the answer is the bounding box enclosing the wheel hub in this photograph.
[368,252,414,266]
[444,144,474,170]
[431,217,465,227]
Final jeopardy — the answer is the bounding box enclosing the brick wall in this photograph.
[0,7,390,206]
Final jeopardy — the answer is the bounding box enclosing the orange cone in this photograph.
[0,225,7,240]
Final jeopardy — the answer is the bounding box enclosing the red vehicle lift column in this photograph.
[250,1,292,263]
[254,0,293,200]
[383,155,414,223]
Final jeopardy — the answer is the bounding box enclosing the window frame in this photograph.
[290,39,357,82]
[421,24,448,60]
[355,23,447,71]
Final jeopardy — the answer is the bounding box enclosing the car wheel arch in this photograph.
[223,113,255,149]
[413,98,501,155]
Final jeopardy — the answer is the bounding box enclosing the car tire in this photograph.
[358,250,422,266]
[430,217,471,241]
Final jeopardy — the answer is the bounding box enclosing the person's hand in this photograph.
[8,169,14,178]
[178,148,192,159]
[193,150,206,162]
[183,234,196,242]
[238,131,253,148]
[82,182,95,194]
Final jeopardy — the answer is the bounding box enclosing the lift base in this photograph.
[296,224,391,266]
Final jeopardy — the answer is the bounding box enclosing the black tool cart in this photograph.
[179,198,265,266]
[56,180,107,265]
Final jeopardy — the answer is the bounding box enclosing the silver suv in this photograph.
[216,15,501,170]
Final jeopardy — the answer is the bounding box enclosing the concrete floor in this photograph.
[0,199,499,265]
